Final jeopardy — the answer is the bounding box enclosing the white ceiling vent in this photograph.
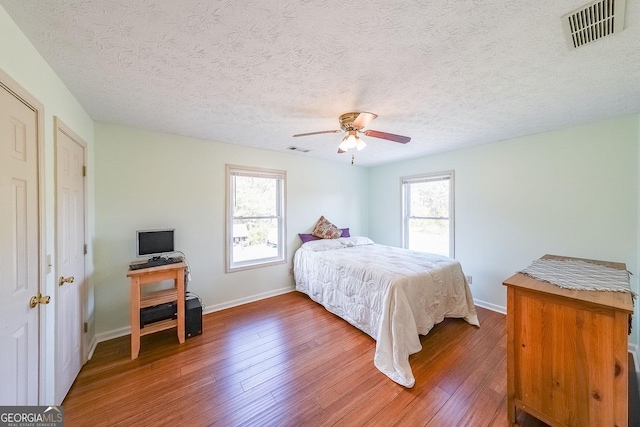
[562,0,626,49]
[286,146,310,153]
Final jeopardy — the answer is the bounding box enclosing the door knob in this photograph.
[29,293,51,309]
[59,276,75,286]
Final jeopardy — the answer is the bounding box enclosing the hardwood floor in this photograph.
[63,292,547,426]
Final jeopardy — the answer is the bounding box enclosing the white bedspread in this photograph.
[293,237,479,388]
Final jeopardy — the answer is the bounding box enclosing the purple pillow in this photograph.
[298,233,321,244]
[299,228,350,243]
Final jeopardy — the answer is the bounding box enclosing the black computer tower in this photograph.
[185,297,202,338]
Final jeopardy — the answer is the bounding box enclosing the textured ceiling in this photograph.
[2,0,640,166]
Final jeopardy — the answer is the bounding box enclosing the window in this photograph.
[226,165,286,271]
[402,171,454,257]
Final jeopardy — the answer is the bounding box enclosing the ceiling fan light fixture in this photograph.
[338,137,350,152]
[339,130,366,151]
[356,138,366,151]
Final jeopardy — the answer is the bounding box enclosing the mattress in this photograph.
[293,236,479,387]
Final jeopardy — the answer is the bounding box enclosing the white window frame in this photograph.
[401,170,455,258]
[226,164,286,272]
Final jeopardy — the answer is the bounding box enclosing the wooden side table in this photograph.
[503,255,633,427]
[127,261,186,359]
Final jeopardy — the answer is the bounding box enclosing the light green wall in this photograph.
[94,122,369,336]
[0,6,95,404]
[369,114,640,347]
[96,113,636,345]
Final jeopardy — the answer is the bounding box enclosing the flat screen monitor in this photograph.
[136,229,174,258]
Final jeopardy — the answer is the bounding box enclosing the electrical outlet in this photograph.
[466,275,472,284]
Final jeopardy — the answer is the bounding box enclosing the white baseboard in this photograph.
[94,325,132,347]
[87,335,99,360]
[202,286,294,315]
[473,298,506,315]
[92,286,296,348]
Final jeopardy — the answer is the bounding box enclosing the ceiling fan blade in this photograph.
[293,130,342,137]
[337,148,346,153]
[363,130,411,144]
[352,112,378,129]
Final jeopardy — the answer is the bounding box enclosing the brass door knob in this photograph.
[29,293,51,309]
[59,276,75,286]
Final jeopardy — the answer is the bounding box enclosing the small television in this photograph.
[136,229,175,259]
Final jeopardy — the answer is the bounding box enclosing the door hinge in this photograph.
[84,322,88,333]
[84,244,87,255]
[82,165,87,177]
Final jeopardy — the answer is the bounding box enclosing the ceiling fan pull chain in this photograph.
[351,154,355,165]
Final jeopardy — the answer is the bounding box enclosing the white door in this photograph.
[0,76,42,404]
[55,118,86,402]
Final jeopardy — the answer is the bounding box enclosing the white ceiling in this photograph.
[2,0,640,166]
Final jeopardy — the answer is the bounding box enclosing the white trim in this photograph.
[473,299,506,315]
[87,335,98,361]
[0,67,48,405]
[37,104,47,406]
[401,170,455,258]
[92,287,296,347]
[228,168,286,180]
[225,164,287,273]
[203,286,294,315]
[93,326,132,346]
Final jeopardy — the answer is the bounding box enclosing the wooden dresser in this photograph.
[503,255,633,427]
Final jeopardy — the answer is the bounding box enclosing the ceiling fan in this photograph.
[293,112,411,153]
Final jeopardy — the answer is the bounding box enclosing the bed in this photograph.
[293,236,479,388]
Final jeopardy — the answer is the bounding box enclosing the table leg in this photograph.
[177,271,185,344]
[130,277,141,359]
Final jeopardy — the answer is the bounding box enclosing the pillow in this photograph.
[312,216,342,239]
[338,236,375,247]
[298,233,320,244]
[299,228,349,244]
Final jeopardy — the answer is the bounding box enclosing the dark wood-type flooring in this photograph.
[63,291,547,426]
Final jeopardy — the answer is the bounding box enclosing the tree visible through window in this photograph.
[402,171,454,257]
[226,165,286,271]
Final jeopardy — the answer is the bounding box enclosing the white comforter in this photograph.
[294,236,479,388]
